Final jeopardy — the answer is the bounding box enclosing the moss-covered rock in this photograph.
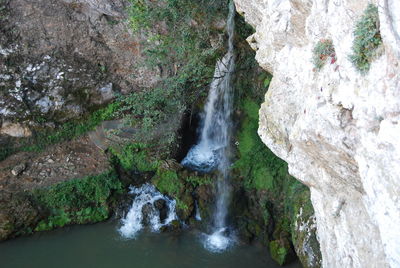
[31,170,124,232]
[269,238,296,265]
[0,169,124,240]
[231,94,321,266]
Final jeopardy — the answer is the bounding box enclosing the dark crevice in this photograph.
[174,109,201,162]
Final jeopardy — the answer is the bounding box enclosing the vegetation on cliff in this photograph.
[0,2,320,266]
[312,39,336,71]
[349,4,382,74]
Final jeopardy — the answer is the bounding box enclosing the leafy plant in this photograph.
[185,175,212,187]
[110,143,159,172]
[33,170,123,231]
[119,0,227,143]
[152,169,183,197]
[312,39,336,71]
[349,4,382,74]
[114,87,184,131]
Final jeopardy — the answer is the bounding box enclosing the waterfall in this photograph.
[182,1,236,252]
[119,184,177,239]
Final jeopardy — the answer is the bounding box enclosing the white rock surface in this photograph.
[0,121,32,137]
[234,0,400,267]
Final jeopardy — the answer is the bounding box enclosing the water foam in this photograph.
[203,228,235,253]
[119,183,177,239]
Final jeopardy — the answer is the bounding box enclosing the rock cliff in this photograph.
[234,0,400,267]
[0,0,158,135]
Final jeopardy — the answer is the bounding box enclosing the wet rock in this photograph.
[0,192,40,240]
[141,203,154,224]
[11,163,26,176]
[159,159,182,171]
[269,238,296,266]
[154,198,168,222]
[160,219,181,232]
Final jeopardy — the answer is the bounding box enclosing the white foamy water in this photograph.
[194,200,202,221]
[119,183,177,239]
[182,1,236,252]
[203,228,235,253]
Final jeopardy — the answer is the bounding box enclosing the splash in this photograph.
[119,183,177,239]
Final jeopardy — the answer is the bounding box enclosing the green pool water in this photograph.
[0,221,301,268]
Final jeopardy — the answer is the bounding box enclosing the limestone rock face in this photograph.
[234,0,400,267]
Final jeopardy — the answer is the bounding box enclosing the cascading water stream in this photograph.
[119,184,177,239]
[182,1,236,252]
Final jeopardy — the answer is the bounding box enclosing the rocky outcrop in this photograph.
[0,0,159,132]
[0,135,112,240]
[234,0,400,267]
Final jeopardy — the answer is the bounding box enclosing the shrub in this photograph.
[349,4,382,74]
[110,143,159,172]
[33,170,123,231]
[152,169,183,196]
[312,39,336,71]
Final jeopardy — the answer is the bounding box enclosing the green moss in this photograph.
[110,143,159,172]
[233,99,286,191]
[32,170,123,231]
[152,169,183,197]
[232,95,319,265]
[152,167,194,215]
[269,240,290,266]
[312,39,336,71]
[289,187,322,268]
[349,4,382,74]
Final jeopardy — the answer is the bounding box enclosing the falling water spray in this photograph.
[182,0,236,252]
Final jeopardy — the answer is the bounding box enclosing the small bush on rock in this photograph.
[349,4,382,74]
[312,39,336,71]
